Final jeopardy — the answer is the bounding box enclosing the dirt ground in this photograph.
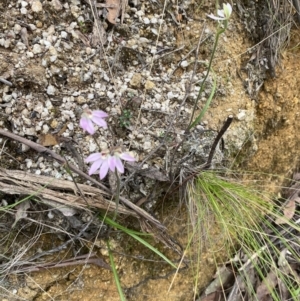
[1,1,300,301]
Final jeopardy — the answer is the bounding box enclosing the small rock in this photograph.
[143,17,150,24]
[50,119,58,129]
[151,17,157,24]
[24,127,36,136]
[67,123,74,130]
[32,44,42,54]
[31,0,43,13]
[42,124,49,133]
[136,10,144,17]
[47,85,56,95]
[139,37,149,44]
[48,211,54,219]
[150,28,158,36]
[180,60,189,68]
[21,108,29,117]
[50,55,57,62]
[89,140,97,152]
[48,45,57,56]
[153,102,161,109]
[28,24,36,31]
[22,144,30,152]
[15,42,26,51]
[4,39,11,48]
[60,31,68,39]
[3,94,12,102]
[43,40,51,48]
[51,0,63,11]
[34,102,44,114]
[145,80,155,90]
[45,100,53,109]
[167,91,177,99]
[76,96,87,104]
[130,73,142,88]
[36,21,43,28]
[14,24,22,34]
[236,110,246,121]
[20,7,27,14]
[26,159,33,168]
[26,51,34,58]
[83,72,92,82]
[5,107,12,114]
[107,91,115,99]
[143,141,151,150]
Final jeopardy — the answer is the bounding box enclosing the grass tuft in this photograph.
[187,170,300,300]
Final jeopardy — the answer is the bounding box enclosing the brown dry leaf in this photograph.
[39,133,60,146]
[199,292,221,301]
[12,201,31,228]
[20,27,29,48]
[176,14,183,22]
[275,196,300,224]
[106,0,120,24]
[256,270,278,300]
[277,278,290,301]
[204,266,233,295]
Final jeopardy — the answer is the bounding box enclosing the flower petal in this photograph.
[89,159,103,175]
[119,153,135,162]
[99,159,109,179]
[207,13,226,20]
[115,157,124,173]
[223,3,232,18]
[217,9,225,17]
[85,153,102,163]
[92,110,108,118]
[108,155,117,172]
[80,118,95,135]
[92,116,107,128]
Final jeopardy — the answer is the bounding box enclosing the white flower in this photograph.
[207,3,232,21]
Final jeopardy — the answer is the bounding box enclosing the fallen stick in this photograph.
[0,129,165,230]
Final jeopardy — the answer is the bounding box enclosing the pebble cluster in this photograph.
[0,0,237,185]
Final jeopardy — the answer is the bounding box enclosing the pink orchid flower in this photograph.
[85,150,135,179]
[80,109,108,135]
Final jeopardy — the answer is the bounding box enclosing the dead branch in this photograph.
[0,129,165,230]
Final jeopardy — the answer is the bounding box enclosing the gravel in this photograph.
[0,0,253,201]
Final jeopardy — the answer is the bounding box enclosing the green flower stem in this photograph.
[189,69,216,129]
[187,20,228,130]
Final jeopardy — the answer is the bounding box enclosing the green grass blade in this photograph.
[107,240,127,301]
[101,216,177,269]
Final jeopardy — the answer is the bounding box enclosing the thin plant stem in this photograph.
[187,20,227,130]
[113,170,121,221]
[62,156,91,208]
